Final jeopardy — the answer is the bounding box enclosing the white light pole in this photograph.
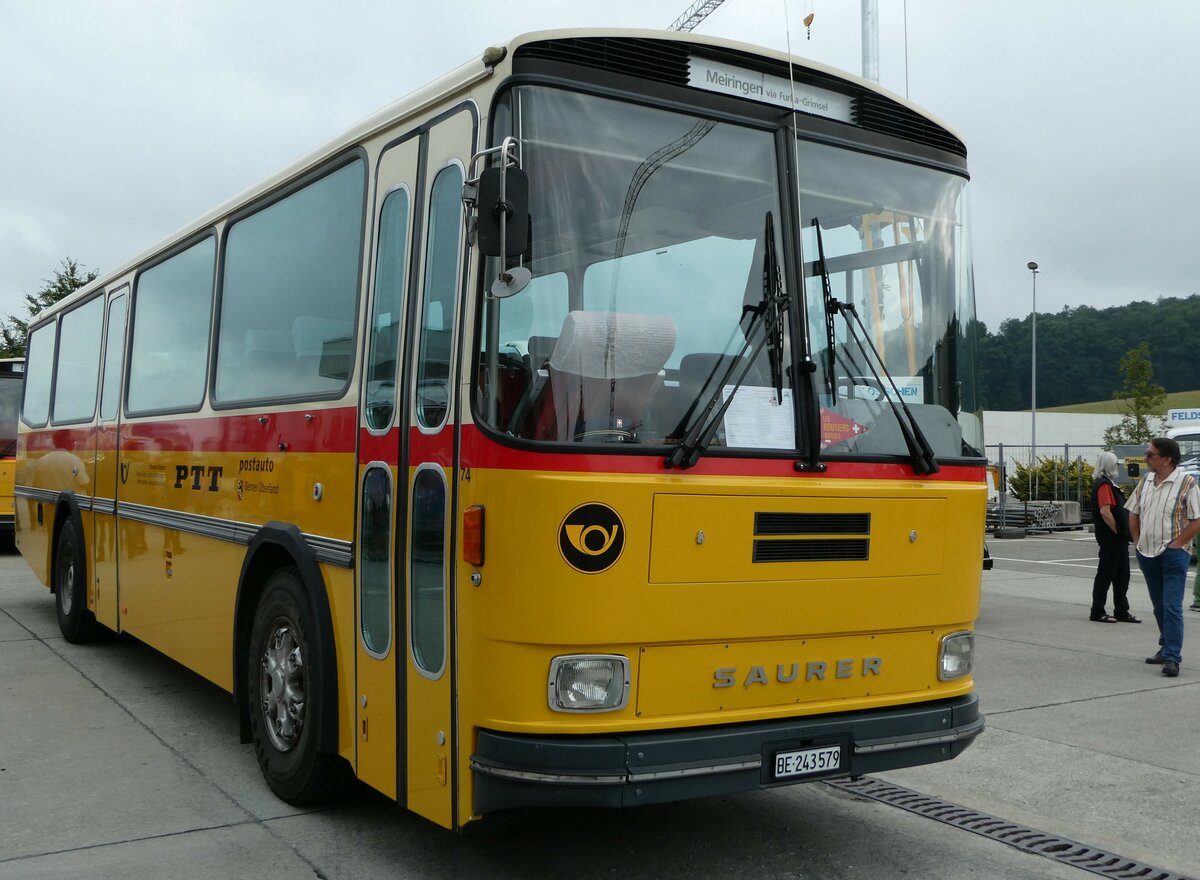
[1027,261,1039,487]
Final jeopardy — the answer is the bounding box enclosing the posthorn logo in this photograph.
[559,503,624,573]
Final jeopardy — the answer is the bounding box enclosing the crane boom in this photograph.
[668,0,726,32]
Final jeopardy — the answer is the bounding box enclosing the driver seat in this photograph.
[544,311,676,442]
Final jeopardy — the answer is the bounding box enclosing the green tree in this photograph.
[1008,456,1093,502]
[975,294,1200,411]
[1102,341,1166,446]
[0,258,98,357]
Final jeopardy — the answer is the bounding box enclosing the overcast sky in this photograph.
[2,0,1196,332]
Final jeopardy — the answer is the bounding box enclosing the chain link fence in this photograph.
[986,443,1107,533]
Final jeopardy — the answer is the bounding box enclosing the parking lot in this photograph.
[1,535,1198,879]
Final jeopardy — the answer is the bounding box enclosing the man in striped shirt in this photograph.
[1127,437,1200,677]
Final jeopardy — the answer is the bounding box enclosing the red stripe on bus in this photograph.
[357,428,453,467]
[358,428,398,464]
[26,417,984,482]
[23,428,95,452]
[409,429,453,466]
[23,408,360,455]
[458,425,985,482]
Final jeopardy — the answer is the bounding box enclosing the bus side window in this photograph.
[415,165,463,430]
[366,187,410,432]
[128,237,215,415]
[99,295,128,422]
[52,295,105,425]
[215,158,365,405]
[22,323,56,428]
[360,465,393,656]
[410,465,446,676]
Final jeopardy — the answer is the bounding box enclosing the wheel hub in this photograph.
[259,625,306,753]
[59,556,74,615]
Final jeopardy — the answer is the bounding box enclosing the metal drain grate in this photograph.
[824,777,1193,880]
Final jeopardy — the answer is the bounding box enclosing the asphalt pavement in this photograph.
[887,530,1200,876]
[1,534,1198,879]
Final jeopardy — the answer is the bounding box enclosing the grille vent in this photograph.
[752,511,871,563]
[755,512,870,536]
[825,777,1191,880]
[515,37,691,86]
[513,38,966,157]
[854,93,966,156]
[753,538,869,563]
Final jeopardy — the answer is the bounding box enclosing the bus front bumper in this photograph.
[471,693,982,815]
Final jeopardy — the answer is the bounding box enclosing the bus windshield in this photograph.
[799,141,983,458]
[476,84,982,460]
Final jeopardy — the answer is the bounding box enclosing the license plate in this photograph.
[774,744,842,779]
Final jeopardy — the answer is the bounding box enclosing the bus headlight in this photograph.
[548,655,630,712]
[938,631,974,681]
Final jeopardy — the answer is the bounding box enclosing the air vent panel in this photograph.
[753,538,869,562]
[515,37,691,85]
[755,512,870,536]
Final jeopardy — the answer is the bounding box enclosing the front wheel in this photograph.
[55,519,101,643]
[247,567,346,804]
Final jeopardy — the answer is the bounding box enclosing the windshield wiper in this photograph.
[666,211,789,470]
[812,217,940,475]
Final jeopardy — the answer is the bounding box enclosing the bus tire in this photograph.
[247,566,346,804]
[54,518,100,643]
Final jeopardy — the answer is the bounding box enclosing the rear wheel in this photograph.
[247,567,346,804]
[55,519,101,643]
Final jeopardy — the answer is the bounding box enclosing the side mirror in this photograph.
[1127,463,1140,478]
[475,166,529,257]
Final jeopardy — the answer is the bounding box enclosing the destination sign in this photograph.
[688,57,853,123]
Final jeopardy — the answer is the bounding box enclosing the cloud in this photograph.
[0,202,58,276]
[4,0,1199,333]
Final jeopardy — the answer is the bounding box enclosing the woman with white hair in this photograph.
[1090,450,1140,623]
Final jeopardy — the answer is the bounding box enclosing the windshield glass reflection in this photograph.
[479,86,789,448]
[475,86,982,461]
[799,140,982,458]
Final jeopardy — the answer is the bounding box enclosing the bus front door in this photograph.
[357,106,473,825]
[355,137,420,802]
[401,107,473,828]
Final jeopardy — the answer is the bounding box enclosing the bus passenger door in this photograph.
[355,137,419,801]
[93,289,127,632]
[403,107,473,828]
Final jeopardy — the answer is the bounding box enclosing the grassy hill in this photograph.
[1043,389,1200,414]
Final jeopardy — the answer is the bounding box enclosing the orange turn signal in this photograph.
[463,505,485,566]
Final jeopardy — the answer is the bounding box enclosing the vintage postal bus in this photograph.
[16,29,985,829]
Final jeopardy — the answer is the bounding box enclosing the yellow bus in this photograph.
[16,29,985,829]
[0,358,23,543]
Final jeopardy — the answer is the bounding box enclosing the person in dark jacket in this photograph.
[1090,451,1140,623]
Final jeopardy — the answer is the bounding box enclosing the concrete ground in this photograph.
[886,530,1200,877]
[1,534,1197,879]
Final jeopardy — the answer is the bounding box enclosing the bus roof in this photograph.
[34,27,963,326]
